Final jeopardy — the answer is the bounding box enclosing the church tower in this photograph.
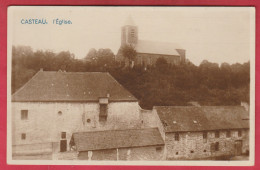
[121,16,138,46]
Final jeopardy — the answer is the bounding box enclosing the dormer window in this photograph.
[99,98,108,122]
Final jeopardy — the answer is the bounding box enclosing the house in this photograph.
[12,69,165,159]
[70,128,165,160]
[152,106,249,160]
[116,16,186,67]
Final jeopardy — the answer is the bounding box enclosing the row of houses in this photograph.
[11,70,249,160]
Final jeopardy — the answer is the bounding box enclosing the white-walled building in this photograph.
[12,70,155,157]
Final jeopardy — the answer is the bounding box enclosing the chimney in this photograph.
[40,68,43,72]
[107,93,110,98]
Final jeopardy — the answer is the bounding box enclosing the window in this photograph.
[87,119,91,123]
[203,150,207,152]
[211,142,220,152]
[210,143,215,152]
[58,111,62,115]
[226,130,231,138]
[21,110,28,120]
[203,131,207,143]
[203,132,207,139]
[238,130,242,137]
[61,132,66,139]
[99,104,108,121]
[215,131,220,138]
[175,133,179,141]
[175,152,179,155]
[190,150,194,153]
[21,133,26,140]
[215,142,219,151]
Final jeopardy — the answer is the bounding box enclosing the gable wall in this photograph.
[12,101,141,153]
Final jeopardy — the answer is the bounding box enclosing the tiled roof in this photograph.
[135,40,183,56]
[72,128,164,151]
[12,71,137,102]
[155,106,249,132]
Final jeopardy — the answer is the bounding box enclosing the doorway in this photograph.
[60,139,67,152]
[234,140,242,156]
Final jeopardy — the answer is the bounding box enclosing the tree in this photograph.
[96,48,115,67]
[121,44,137,68]
[155,57,169,73]
[85,48,97,62]
[11,45,250,109]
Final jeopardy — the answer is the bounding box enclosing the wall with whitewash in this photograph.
[12,101,141,153]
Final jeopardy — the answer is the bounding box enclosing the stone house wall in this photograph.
[165,129,249,160]
[12,101,141,154]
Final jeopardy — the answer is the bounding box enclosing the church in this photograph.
[116,17,186,67]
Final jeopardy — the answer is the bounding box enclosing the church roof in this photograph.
[135,40,183,56]
[155,106,249,132]
[12,71,137,102]
[72,128,164,151]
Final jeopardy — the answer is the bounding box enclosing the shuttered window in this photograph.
[99,104,108,121]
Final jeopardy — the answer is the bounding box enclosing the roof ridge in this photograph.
[41,71,109,74]
[73,127,159,134]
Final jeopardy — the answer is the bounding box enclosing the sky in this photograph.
[9,6,255,65]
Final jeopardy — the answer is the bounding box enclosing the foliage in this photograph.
[12,45,250,109]
[121,44,137,61]
[85,48,115,68]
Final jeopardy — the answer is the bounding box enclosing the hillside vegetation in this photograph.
[12,46,250,109]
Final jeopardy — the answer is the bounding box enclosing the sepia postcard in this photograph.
[7,6,255,166]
